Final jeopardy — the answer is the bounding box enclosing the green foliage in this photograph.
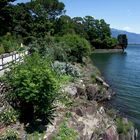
[91,74,96,83]
[28,36,68,62]
[106,108,117,118]
[54,15,75,35]
[0,33,19,53]
[52,121,78,140]
[0,107,18,126]
[58,34,91,63]
[0,129,19,140]
[29,34,91,63]
[58,93,74,108]
[27,131,45,140]
[0,0,116,50]
[59,75,73,84]
[116,117,133,134]
[3,53,59,123]
[0,45,5,54]
[103,37,118,48]
[52,61,81,77]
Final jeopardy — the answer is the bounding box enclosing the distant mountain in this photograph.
[111,28,140,44]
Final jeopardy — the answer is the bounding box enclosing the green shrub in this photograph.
[27,131,45,140]
[0,45,5,55]
[28,36,69,62]
[0,129,19,140]
[52,121,78,140]
[57,34,91,63]
[106,108,117,118]
[3,53,59,123]
[116,117,133,134]
[0,107,18,126]
[28,34,91,63]
[0,33,19,53]
[52,61,81,77]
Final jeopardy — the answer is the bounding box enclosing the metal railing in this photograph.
[0,51,28,71]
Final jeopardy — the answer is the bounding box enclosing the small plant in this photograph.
[91,74,96,83]
[116,117,133,135]
[0,33,19,53]
[0,129,19,140]
[0,45,5,55]
[106,108,117,118]
[52,61,81,77]
[65,112,72,118]
[27,131,45,140]
[0,107,18,126]
[52,121,78,140]
[58,92,74,108]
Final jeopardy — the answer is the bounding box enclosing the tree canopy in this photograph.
[0,0,117,51]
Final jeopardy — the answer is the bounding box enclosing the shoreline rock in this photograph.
[44,61,138,140]
[94,49,123,53]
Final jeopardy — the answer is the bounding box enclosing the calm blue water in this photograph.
[92,45,140,132]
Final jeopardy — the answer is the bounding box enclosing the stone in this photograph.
[76,86,86,97]
[99,106,105,115]
[86,84,98,101]
[104,126,119,140]
[75,108,84,117]
[63,84,77,96]
[103,82,110,89]
[77,122,85,132]
[86,105,96,115]
[96,76,104,84]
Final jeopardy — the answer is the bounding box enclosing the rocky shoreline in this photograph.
[0,60,138,140]
[45,61,138,140]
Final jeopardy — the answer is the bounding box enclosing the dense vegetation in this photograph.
[0,0,117,53]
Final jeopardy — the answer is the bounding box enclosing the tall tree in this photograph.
[0,0,15,35]
[72,17,87,38]
[28,0,65,19]
[54,15,75,35]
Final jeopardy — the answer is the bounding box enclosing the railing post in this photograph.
[15,53,16,62]
[12,53,14,61]
[1,56,3,70]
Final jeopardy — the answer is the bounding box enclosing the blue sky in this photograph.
[16,0,140,33]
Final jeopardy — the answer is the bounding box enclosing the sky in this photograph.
[16,0,140,34]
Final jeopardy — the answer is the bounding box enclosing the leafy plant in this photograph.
[27,131,45,140]
[58,93,74,108]
[3,53,59,123]
[57,34,91,63]
[0,129,19,140]
[52,121,78,140]
[28,35,72,63]
[52,61,81,77]
[0,45,5,55]
[0,107,18,126]
[0,33,19,53]
[106,108,117,118]
[116,117,133,134]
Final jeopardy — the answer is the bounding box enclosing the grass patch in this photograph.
[116,117,133,135]
[52,121,78,140]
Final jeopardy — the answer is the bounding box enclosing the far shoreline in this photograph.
[94,48,123,53]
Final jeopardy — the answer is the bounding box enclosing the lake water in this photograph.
[92,45,140,133]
